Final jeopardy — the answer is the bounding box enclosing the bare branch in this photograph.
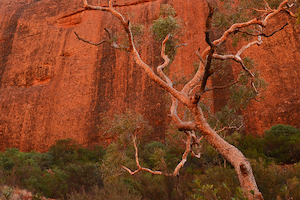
[189,4,216,104]
[172,132,192,176]
[175,43,187,49]
[74,31,108,46]
[235,22,289,38]
[216,125,244,133]
[250,8,273,13]
[156,35,197,131]
[196,48,206,65]
[122,132,201,177]
[205,78,240,92]
[121,135,168,176]
[263,0,291,26]
[205,4,216,48]
[83,0,109,11]
[212,39,263,94]
[75,28,129,50]
[157,34,171,84]
[263,0,273,11]
[181,4,265,97]
[80,0,191,107]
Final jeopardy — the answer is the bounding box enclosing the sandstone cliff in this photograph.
[0,0,299,152]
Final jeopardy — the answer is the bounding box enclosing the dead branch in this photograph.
[235,22,289,38]
[122,132,201,177]
[205,75,240,92]
[216,125,244,133]
[250,8,273,13]
[263,0,272,11]
[172,132,192,176]
[212,40,262,93]
[175,43,188,49]
[74,31,108,46]
[196,48,206,65]
[75,28,128,50]
[191,4,216,104]
[263,0,292,26]
[156,35,197,131]
[157,34,171,83]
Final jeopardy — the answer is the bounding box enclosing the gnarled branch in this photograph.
[122,132,202,177]
[75,28,129,50]
[235,22,289,38]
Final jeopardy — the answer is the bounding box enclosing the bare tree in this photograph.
[75,0,296,199]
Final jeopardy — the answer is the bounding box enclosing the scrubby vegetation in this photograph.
[1,119,300,199]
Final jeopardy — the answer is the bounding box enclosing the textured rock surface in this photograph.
[243,15,300,135]
[0,0,299,151]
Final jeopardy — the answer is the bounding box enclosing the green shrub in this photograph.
[47,138,79,166]
[67,184,142,200]
[264,124,300,164]
[237,125,300,164]
[64,163,103,193]
[190,166,243,199]
[0,140,105,199]
[251,159,300,200]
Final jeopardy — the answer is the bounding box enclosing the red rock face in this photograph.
[0,0,299,152]
[242,15,300,135]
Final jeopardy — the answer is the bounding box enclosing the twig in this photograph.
[122,131,202,177]
[74,31,107,46]
[235,22,288,38]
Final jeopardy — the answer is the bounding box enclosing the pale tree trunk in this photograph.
[74,0,296,199]
[191,105,262,199]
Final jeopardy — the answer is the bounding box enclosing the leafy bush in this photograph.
[251,159,300,200]
[264,124,300,164]
[237,125,300,164]
[0,139,105,199]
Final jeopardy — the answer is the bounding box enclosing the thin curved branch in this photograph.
[175,43,187,49]
[189,4,216,104]
[75,28,129,50]
[156,35,197,131]
[157,34,171,84]
[262,0,290,26]
[250,8,273,13]
[121,135,168,176]
[216,125,244,133]
[172,132,192,176]
[74,31,108,46]
[122,132,201,177]
[196,48,206,65]
[263,0,272,11]
[235,22,289,38]
[205,75,241,92]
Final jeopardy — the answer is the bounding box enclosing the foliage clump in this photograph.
[151,4,183,60]
[238,124,300,164]
[0,140,105,199]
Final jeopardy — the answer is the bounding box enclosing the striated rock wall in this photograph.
[0,0,299,152]
[0,0,208,152]
[242,15,300,135]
